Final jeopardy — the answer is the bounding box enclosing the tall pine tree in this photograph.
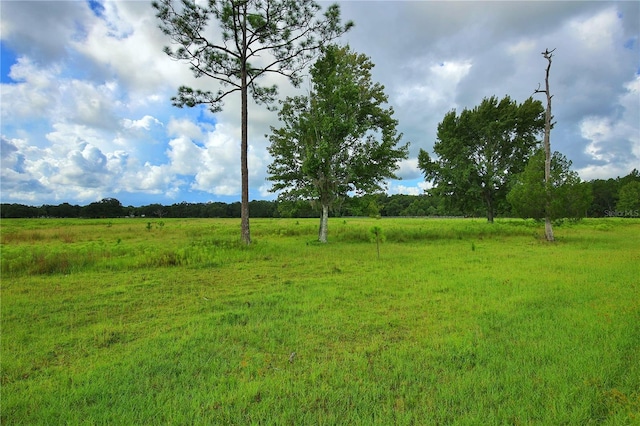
[154,0,352,243]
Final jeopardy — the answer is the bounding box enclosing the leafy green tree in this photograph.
[43,203,81,218]
[507,149,592,220]
[399,196,437,217]
[0,204,42,218]
[588,178,620,217]
[276,200,318,218]
[82,198,124,218]
[383,194,412,217]
[418,95,545,222]
[249,200,279,217]
[137,203,166,218]
[616,181,640,216]
[618,168,640,187]
[153,0,352,244]
[267,45,409,242]
[586,169,639,217]
[344,194,384,217]
[202,202,232,217]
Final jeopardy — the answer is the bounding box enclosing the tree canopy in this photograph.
[418,95,545,222]
[507,149,592,221]
[616,181,640,215]
[267,45,408,242]
[153,0,352,243]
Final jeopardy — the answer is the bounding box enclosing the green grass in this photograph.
[2,217,639,424]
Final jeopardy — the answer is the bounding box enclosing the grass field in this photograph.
[1,217,639,424]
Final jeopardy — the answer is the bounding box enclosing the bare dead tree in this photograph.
[535,48,556,242]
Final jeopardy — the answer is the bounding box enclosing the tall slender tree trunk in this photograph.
[541,49,555,242]
[318,203,329,243]
[241,71,250,244]
[240,9,251,244]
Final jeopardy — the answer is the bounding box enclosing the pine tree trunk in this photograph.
[240,76,250,244]
[240,9,251,245]
[318,203,329,243]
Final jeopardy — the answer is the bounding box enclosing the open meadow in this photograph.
[1,217,639,424]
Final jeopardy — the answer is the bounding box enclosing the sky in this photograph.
[1,0,639,207]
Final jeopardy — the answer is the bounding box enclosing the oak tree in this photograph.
[418,95,545,222]
[153,0,352,243]
[267,45,408,242]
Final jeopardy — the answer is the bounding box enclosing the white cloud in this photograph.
[578,75,640,179]
[507,39,537,56]
[258,182,275,198]
[395,158,421,180]
[2,59,123,131]
[1,1,638,206]
[192,124,241,194]
[576,164,627,181]
[51,142,110,188]
[126,163,173,193]
[1,136,23,171]
[396,59,472,109]
[167,118,203,140]
[581,117,615,161]
[70,0,187,95]
[46,123,110,154]
[569,7,621,51]
[391,184,422,196]
[0,1,92,62]
[167,136,204,176]
[123,115,163,131]
[388,181,432,196]
[2,58,60,120]
[62,79,122,128]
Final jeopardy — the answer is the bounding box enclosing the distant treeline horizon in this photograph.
[2,170,639,220]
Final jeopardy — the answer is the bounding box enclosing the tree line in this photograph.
[2,170,638,219]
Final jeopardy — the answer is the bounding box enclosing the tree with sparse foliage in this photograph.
[153,0,352,244]
[267,45,408,242]
[418,95,545,222]
[534,48,557,241]
[508,149,592,221]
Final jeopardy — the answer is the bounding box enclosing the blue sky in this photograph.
[1,42,17,84]
[1,1,639,207]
